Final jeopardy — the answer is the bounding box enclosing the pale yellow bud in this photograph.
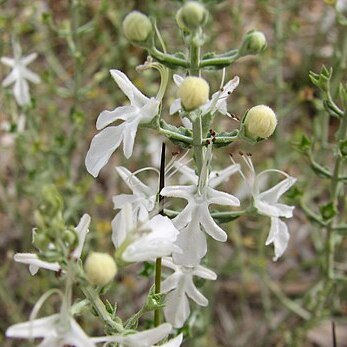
[178,76,209,111]
[176,1,208,31]
[122,11,152,42]
[244,105,277,139]
[84,252,117,286]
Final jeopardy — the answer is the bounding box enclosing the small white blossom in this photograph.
[161,148,240,266]
[113,204,181,263]
[85,70,160,177]
[6,314,96,347]
[161,257,217,328]
[14,214,91,275]
[112,166,157,225]
[1,41,40,106]
[234,154,296,261]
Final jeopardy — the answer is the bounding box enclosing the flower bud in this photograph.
[122,11,152,42]
[176,1,208,31]
[84,252,117,286]
[244,105,277,139]
[178,76,209,111]
[239,30,267,56]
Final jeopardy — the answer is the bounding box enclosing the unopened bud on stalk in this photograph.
[239,30,267,56]
[244,105,277,139]
[178,76,209,111]
[176,1,208,31]
[122,11,153,42]
[84,252,117,286]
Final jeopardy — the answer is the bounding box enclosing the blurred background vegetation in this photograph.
[1,0,347,346]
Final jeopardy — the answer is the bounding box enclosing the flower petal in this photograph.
[6,314,59,339]
[14,253,60,274]
[96,105,137,130]
[160,333,183,347]
[207,187,240,206]
[110,69,148,107]
[85,125,124,177]
[161,185,196,200]
[112,204,134,248]
[22,67,41,84]
[185,277,208,306]
[173,163,198,185]
[139,97,160,123]
[265,217,290,261]
[2,70,17,87]
[14,78,30,105]
[192,264,217,280]
[122,119,140,159]
[164,289,190,329]
[161,272,182,293]
[1,57,15,67]
[199,203,228,242]
[72,214,91,259]
[257,176,296,204]
[169,99,182,115]
[209,163,241,188]
[173,74,184,87]
[64,318,96,347]
[21,53,38,66]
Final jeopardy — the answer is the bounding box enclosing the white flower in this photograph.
[14,214,91,275]
[234,154,296,261]
[92,323,183,347]
[1,41,40,106]
[112,166,157,225]
[6,314,96,347]
[113,204,181,262]
[161,257,217,328]
[169,73,239,128]
[85,70,160,177]
[161,148,240,266]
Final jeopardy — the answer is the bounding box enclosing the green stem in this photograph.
[82,285,125,333]
[192,116,203,175]
[199,51,240,69]
[149,46,189,68]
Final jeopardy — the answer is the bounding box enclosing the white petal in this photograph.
[192,264,217,280]
[169,99,182,115]
[72,214,91,259]
[173,219,207,266]
[14,253,60,274]
[145,215,179,242]
[209,163,241,188]
[160,334,183,347]
[164,288,190,329]
[2,70,16,87]
[22,67,41,84]
[139,97,160,123]
[1,57,15,67]
[14,78,30,105]
[96,105,137,130]
[112,204,134,248]
[199,203,228,242]
[173,74,184,87]
[6,314,59,338]
[161,257,178,271]
[123,323,172,346]
[212,76,240,115]
[185,277,208,306]
[122,119,140,159]
[161,185,196,200]
[172,203,194,230]
[64,318,96,347]
[110,69,148,107]
[254,198,294,218]
[207,187,240,206]
[21,53,38,65]
[257,176,296,205]
[161,272,182,293]
[266,217,290,261]
[85,125,124,177]
[112,194,140,209]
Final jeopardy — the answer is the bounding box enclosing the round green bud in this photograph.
[178,76,209,111]
[84,252,117,286]
[244,105,277,139]
[176,1,208,31]
[240,30,267,55]
[122,11,152,42]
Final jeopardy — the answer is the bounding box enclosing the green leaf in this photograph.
[320,202,337,221]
